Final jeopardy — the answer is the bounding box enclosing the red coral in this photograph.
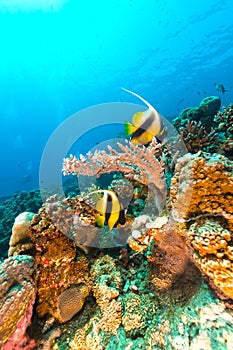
[2,297,36,350]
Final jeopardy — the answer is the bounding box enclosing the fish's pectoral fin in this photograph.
[125,121,137,136]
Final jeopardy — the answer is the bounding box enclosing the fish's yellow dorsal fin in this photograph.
[132,111,145,127]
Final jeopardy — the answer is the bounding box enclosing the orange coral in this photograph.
[170,152,233,306]
[170,152,233,231]
[30,204,90,321]
[0,255,36,346]
[187,221,233,305]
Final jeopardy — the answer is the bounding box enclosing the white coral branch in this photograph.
[62,139,166,198]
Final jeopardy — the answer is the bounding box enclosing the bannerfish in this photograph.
[215,83,228,94]
[86,190,126,230]
[122,87,166,145]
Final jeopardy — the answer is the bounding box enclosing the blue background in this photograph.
[0,0,232,196]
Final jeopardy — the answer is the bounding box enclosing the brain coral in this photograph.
[57,283,90,322]
[0,255,36,347]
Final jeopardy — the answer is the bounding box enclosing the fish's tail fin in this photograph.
[125,121,136,136]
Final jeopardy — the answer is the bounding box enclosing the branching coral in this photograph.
[63,139,166,209]
[0,255,36,348]
[179,120,216,153]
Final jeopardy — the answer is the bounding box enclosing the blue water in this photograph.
[0,0,233,197]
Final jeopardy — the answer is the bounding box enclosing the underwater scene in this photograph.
[0,0,233,349]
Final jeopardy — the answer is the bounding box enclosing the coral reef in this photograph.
[57,261,233,350]
[90,255,122,334]
[0,255,36,349]
[122,292,158,338]
[174,101,233,159]
[214,103,233,138]
[1,95,233,349]
[147,285,233,350]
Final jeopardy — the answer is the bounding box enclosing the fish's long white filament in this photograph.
[122,87,157,114]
